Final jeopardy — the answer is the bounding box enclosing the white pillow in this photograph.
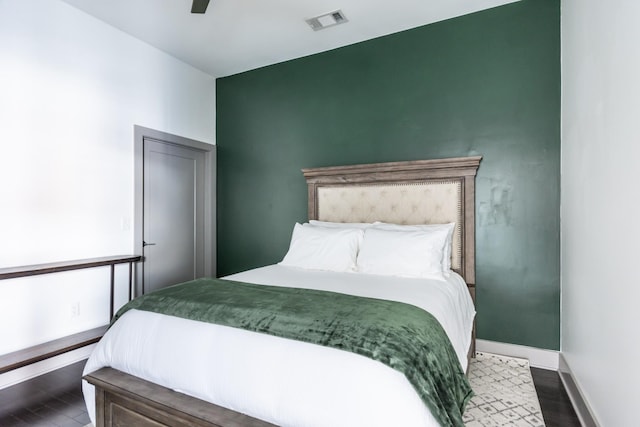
[308,220,373,229]
[356,228,449,280]
[372,222,455,273]
[279,223,364,272]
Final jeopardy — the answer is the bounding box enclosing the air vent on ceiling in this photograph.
[306,10,348,31]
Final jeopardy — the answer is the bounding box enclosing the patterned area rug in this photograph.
[464,352,545,426]
[83,352,545,427]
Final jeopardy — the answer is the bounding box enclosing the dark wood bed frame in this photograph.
[84,156,482,427]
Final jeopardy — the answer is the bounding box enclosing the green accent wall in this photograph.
[217,0,560,350]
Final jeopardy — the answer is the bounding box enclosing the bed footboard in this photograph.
[84,368,276,427]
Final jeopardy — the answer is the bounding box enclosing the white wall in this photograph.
[0,0,215,356]
[561,0,640,425]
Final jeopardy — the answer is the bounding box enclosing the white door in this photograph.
[134,127,215,296]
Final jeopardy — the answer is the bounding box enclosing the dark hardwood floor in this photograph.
[0,361,89,427]
[0,361,581,426]
[531,367,582,427]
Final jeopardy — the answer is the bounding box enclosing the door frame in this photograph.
[133,125,216,296]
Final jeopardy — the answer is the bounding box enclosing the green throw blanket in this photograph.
[113,277,473,426]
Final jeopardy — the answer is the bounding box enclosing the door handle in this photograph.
[143,241,156,247]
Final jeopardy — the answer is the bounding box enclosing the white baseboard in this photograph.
[476,339,559,370]
[0,344,95,390]
[559,353,600,427]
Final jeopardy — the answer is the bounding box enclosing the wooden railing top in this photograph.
[0,255,142,280]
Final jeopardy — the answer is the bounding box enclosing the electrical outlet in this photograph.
[121,216,131,231]
[70,302,80,318]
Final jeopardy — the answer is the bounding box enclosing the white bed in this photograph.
[82,156,482,427]
[83,265,475,427]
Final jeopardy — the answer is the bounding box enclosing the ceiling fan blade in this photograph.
[191,0,210,14]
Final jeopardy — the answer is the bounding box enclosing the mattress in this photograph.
[82,265,475,427]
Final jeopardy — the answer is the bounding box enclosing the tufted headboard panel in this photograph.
[302,157,481,285]
[316,181,463,271]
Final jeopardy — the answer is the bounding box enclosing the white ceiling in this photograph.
[60,0,519,78]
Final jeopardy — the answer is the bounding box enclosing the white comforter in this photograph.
[83,265,475,427]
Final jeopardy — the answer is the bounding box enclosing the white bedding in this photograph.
[83,265,475,427]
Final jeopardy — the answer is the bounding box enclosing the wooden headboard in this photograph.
[302,156,482,287]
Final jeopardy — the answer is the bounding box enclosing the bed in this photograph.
[83,155,482,427]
